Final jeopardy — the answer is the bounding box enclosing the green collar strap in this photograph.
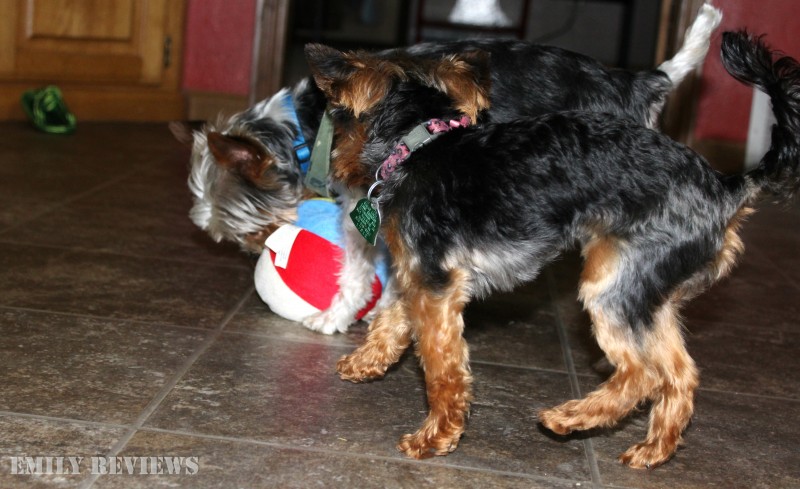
[304,109,334,197]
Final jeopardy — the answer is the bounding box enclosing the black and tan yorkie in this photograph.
[303,30,799,468]
[186,4,721,334]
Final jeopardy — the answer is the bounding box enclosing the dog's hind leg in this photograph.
[538,308,656,436]
[617,300,698,469]
[539,237,656,435]
[397,268,473,458]
[539,236,699,468]
[617,211,748,467]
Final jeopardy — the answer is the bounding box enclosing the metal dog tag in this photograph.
[350,198,381,245]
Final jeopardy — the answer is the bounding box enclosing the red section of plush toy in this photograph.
[268,229,382,319]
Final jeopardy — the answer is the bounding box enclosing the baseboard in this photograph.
[185,91,249,122]
[0,83,186,121]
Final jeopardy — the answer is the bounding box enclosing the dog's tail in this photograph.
[657,3,723,87]
[722,30,800,202]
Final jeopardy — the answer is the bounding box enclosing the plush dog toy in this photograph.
[255,198,388,322]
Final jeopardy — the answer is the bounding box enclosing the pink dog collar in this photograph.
[379,115,471,180]
[351,115,471,246]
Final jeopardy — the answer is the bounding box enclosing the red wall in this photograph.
[182,0,257,96]
[693,0,800,142]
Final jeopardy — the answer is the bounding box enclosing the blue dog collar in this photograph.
[282,92,311,175]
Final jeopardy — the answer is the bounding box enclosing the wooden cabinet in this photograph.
[0,0,185,121]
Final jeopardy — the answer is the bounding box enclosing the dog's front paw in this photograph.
[397,412,465,459]
[336,353,388,382]
[397,430,461,459]
[302,309,352,335]
[619,440,675,469]
[538,401,581,435]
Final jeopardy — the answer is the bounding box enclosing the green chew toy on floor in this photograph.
[21,86,77,134]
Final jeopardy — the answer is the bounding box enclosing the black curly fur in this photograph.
[721,31,800,198]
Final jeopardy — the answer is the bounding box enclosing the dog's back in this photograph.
[407,39,669,125]
[381,112,738,295]
[404,3,721,128]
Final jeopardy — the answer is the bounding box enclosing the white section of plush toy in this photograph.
[254,248,319,322]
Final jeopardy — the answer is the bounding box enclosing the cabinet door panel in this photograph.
[0,0,185,121]
[29,0,136,40]
[3,0,168,84]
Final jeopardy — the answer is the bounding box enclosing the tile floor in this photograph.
[0,121,797,488]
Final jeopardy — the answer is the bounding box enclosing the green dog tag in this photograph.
[350,198,381,245]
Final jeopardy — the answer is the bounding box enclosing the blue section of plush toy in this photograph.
[295,198,342,247]
[371,245,390,288]
[295,199,390,286]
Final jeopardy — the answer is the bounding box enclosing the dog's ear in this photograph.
[169,121,195,146]
[206,132,271,183]
[305,43,404,117]
[304,43,354,100]
[426,50,492,121]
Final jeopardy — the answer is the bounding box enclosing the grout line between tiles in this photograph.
[546,268,604,489]
[693,386,800,403]
[0,411,130,431]
[469,358,595,378]
[76,287,255,489]
[0,304,235,335]
[216,326,362,347]
[0,238,252,270]
[134,426,592,487]
[0,169,140,238]
[215,323,608,379]
[545,276,583,400]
